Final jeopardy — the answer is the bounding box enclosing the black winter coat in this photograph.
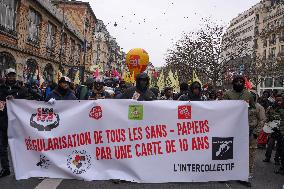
[120,87,156,101]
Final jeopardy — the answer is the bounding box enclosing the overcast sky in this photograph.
[83,0,260,67]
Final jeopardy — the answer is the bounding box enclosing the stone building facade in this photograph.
[52,0,97,77]
[256,0,284,93]
[93,19,111,73]
[224,0,284,93]
[224,3,261,58]
[0,0,84,83]
[93,19,125,75]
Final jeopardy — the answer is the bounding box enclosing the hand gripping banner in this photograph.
[7,100,249,182]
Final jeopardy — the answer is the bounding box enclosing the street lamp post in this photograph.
[59,0,66,76]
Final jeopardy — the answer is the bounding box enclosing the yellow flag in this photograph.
[192,70,202,86]
[74,70,80,85]
[130,71,136,84]
[123,71,130,83]
[157,70,165,92]
[57,70,63,82]
[188,80,192,85]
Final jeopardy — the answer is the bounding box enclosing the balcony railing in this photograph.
[280,36,284,42]
[269,39,276,45]
[278,51,284,57]
[261,22,284,36]
[263,40,268,47]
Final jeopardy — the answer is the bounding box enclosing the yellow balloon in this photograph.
[125,48,149,76]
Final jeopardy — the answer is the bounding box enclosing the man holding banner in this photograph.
[0,68,29,178]
[224,75,257,187]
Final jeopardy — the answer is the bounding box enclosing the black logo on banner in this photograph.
[36,155,51,169]
[212,137,234,160]
[30,108,60,131]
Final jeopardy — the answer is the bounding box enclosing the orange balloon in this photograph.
[125,48,149,76]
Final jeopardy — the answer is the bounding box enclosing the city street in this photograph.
[1,0,284,189]
[0,149,283,189]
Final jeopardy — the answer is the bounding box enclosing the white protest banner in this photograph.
[7,100,249,182]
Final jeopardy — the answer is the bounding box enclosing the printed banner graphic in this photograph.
[7,100,249,182]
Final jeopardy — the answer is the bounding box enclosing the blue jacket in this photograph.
[46,88,77,101]
[45,87,52,98]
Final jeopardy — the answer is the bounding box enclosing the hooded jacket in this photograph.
[120,73,156,101]
[178,81,203,101]
[0,81,29,128]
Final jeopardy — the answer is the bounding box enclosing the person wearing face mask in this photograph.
[0,68,29,178]
[120,72,156,101]
[45,76,77,101]
[223,75,254,105]
[223,75,256,187]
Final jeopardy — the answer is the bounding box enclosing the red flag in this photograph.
[93,69,99,78]
[245,78,252,90]
[153,71,158,79]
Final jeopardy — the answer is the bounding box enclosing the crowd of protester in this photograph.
[0,68,283,187]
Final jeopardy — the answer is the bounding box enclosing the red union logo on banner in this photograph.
[178,106,191,119]
[30,107,60,131]
[36,108,54,122]
[89,106,102,120]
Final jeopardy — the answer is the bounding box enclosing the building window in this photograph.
[27,8,41,44]
[0,0,17,34]
[76,44,81,64]
[274,77,284,88]
[270,47,276,58]
[0,52,16,78]
[46,22,55,51]
[264,78,273,88]
[70,38,75,63]
[43,64,54,83]
[26,59,38,81]
[263,49,266,59]
[263,39,267,47]
[280,31,284,42]
[61,33,67,57]
[269,34,276,45]
[281,45,284,53]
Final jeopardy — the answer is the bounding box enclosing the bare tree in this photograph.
[165,19,251,88]
[245,56,284,88]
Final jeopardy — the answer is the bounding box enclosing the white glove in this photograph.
[48,98,56,105]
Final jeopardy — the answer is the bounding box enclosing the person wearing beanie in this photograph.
[45,76,77,101]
